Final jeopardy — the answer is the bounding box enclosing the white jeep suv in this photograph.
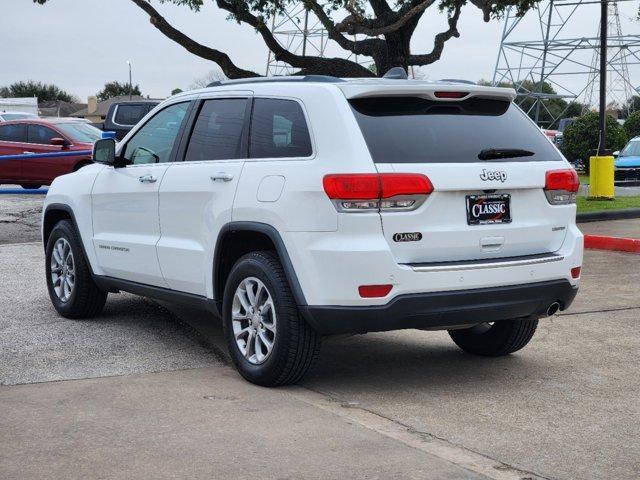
[42,74,583,386]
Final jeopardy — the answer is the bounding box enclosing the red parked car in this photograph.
[0,118,102,189]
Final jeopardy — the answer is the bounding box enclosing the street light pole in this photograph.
[127,60,132,101]
[598,0,607,155]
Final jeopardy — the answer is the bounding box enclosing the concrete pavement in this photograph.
[579,218,640,239]
[1,242,639,479]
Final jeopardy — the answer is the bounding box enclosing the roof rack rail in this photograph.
[205,75,344,89]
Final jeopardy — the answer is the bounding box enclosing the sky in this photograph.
[0,0,636,102]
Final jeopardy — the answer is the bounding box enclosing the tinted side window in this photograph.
[0,124,27,142]
[27,125,59,144]
[123,102,190,165]
[114,104,148,126]
[184,98,248,162]
[250,99,312,159]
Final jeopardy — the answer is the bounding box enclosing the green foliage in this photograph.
[477,79,586,128]
[171,88,184,95]
[97,81,142,101]
[624,111,640,139]
[576,196,640,213]
[0,80,75,102]
[561,112,628,166]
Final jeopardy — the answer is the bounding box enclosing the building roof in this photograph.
[71,95,160,118]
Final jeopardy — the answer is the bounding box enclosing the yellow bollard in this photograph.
[589,155,615,199]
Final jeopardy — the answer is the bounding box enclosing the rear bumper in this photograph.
[300,279,578,335]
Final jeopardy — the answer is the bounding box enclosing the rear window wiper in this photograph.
[478,148,535,160]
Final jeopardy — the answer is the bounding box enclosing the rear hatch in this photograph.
[346,87,574,264]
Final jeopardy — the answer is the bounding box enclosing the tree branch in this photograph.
[336,0,437,36]
[216,0,373,76]
[408,2,462,65]
[303,0,382,56]
[129,0,259,78]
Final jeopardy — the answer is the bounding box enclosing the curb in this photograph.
[584,235,640,254]
[576,208,640,223]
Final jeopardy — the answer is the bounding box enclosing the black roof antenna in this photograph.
[383,67,408,80]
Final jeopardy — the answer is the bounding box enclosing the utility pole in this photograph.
[597,0,607,155]
[590,0,615,199]
[127,60,132,101]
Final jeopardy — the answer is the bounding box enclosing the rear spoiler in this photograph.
[337,83,517,102]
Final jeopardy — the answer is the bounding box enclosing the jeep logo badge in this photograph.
[393,232,422,242]
[480,169,507,182]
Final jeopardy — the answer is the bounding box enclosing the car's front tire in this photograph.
[222,251,321,386]
[448,318,538,356]
[45,220,107,319]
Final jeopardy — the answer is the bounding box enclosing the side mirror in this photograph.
[613,150,620,157]
[50,137,68,147]
[93,138,117,166]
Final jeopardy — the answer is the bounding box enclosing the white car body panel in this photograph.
[43,78,583,320]
[157,160,245,296]
[91,163,171,287]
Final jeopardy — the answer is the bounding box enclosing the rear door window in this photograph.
[184,98,248,161]
[27,125,59,144]
[349,96,562,163]
[0,124,27,142]
[249,99,312,159]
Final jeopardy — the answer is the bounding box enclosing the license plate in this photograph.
[466,194,511,225]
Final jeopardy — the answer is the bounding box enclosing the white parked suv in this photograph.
[42,73,583,386]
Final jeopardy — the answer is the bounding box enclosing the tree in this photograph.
[561,112,628,168]
[477,79,587,127]
[97,81,142,101]
[171,88,184,95]
[190,68,227,89]
[623,111,640,140]
[34,0,543,79]
[0,80,75,102]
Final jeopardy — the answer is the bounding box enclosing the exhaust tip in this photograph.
[546,302,560,316]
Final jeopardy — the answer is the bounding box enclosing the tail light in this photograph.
[323,173,433,212]
[358,284,393,298]
[434,91,469,99]
[571,266,581,279]
[544,169,579,205]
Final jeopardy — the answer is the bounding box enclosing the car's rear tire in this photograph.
[45,219,107,319]
[21,184,42,190]
[448,318,538,356]
[222,251,321,386]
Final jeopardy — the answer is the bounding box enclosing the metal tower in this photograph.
[265,5,328,76]
[264,5,373,76]
[492,0,640,126]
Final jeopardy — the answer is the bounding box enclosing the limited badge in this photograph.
[393,232,422,242]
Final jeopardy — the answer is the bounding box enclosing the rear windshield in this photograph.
[620,139,640,157]
[349,96,562,163]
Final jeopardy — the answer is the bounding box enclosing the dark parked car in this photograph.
[102,100,159,140]
[0,119,102,189]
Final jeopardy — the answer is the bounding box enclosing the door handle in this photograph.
[23,151,34,154]
[210,173,234,182]
[138,174,157,184]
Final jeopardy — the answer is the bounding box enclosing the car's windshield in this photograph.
[620,140,640,157]
[1,113,37,121]
[349,96,563,163]
[54,122,103,143]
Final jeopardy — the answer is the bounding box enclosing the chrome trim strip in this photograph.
[408,254,564,272]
